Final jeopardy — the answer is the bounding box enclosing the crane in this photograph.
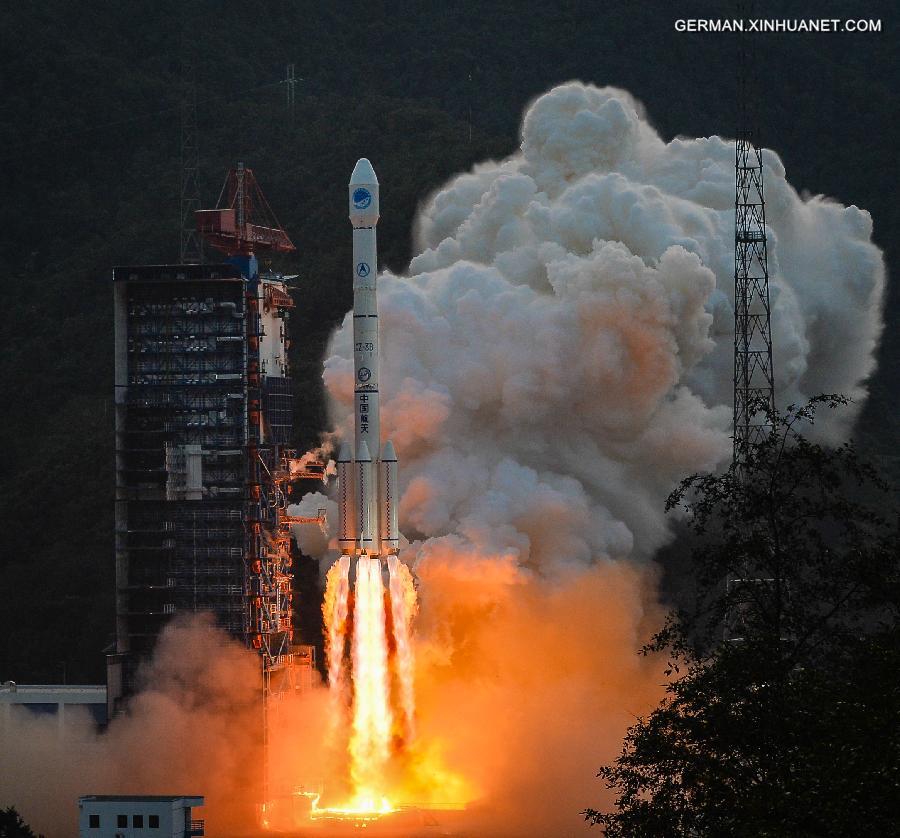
[195,162,295,257]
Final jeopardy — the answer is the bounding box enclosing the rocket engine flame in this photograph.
[388,554,418,743]
[322,554,419,814]
[349,557,392,794]
[323,556,352,728]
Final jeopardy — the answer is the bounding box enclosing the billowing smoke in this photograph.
[3,82,885,838]
[317,82,885,570]
[303,81,886,833]
[0,616,330,837]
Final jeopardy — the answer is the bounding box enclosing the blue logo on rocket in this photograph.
[356,262,370,277]
[352,188,372,210]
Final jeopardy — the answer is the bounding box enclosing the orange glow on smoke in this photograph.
[261,549,662,835]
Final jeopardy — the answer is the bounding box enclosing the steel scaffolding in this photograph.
[109,264,304,717]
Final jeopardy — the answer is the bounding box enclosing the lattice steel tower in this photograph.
[725,15,778,644]
[733,25,775,474]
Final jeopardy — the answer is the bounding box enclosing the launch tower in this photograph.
[108,166,318,719]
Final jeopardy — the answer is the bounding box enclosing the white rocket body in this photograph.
[339,159,400,561]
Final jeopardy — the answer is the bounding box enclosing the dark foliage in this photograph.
[0,808,42,838]
[585,398,900,836]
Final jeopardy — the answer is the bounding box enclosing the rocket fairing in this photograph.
[338,159,401,562]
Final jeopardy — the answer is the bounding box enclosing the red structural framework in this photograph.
[196,162,295,256]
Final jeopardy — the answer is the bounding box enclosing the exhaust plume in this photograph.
[314,81,885,833]
[0,615,322,836]
[1,82,885,838]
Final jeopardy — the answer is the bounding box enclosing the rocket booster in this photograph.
[338,159,400,559]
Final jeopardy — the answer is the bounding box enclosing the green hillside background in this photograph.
[0,0,896,682]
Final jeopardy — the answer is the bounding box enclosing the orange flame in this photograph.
[388,555,417,743]
[322,555,417,814]
[318,553,475,821]
[349,556,393,800]
[322,556,351,737]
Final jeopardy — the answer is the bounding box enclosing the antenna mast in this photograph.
[179,13,203,264]
[733,4,775,478]
[725,3,779,644]
[285,63,297,122]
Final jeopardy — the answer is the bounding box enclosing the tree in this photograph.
[586,397,900,836]
[0,808,42,838]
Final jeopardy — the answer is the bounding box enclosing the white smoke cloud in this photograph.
[7,82,883,838]
[321,81,885,570]
[307,81,885,834]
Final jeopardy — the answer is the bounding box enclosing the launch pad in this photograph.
[262,790,470,836]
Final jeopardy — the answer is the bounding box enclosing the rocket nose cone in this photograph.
[356,440,372,462]
[381,440,397,462]
[350,158,378,186]
[337,442,352,463]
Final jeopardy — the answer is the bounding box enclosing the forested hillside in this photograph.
[1,0,896,682]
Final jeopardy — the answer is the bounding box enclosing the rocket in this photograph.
[337,159,400,564]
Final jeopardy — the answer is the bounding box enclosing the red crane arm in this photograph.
[195,165,295,256]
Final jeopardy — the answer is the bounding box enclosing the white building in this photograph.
[77,796,204,838]
[0,682,107,735]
